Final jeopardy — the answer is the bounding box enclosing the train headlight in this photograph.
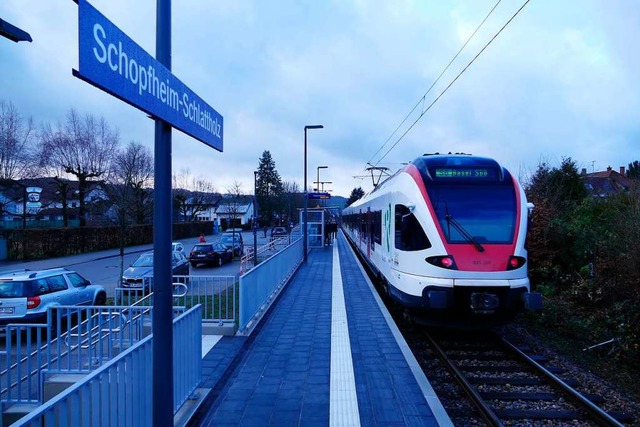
[426,255,457,269]
[507,256,526,270]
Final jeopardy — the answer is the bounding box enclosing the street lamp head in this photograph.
[318,165,328,169]
[0,18,33,43]
[304,125,324,130]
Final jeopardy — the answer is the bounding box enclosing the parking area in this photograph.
[0,229,293,299]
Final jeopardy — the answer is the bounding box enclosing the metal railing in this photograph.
[1,305,153,405]
[1,325,47,404]
[11,305,202,427]
[173,275,236,325]
[238,237,302,333]
[2,275,232,412]
[240,236,291,275]
[115,276,236,325]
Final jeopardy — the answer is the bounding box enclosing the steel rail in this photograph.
[500,336,625,427]
[423,331,504,426]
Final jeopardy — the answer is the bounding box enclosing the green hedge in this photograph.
[3,221,213,260]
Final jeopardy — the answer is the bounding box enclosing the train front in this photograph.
[403,155,542,327]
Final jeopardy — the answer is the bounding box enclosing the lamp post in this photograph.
[316,166,328,193]
[253,171,258,266]
[304,125,323,263]
[319,181,332,192]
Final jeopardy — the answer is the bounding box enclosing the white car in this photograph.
[0,268,106,333]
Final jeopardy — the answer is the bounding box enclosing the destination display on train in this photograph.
[434,167,498,179]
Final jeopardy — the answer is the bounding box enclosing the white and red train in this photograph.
[342,154,541,327]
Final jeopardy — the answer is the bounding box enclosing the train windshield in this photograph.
[427,184,516,244]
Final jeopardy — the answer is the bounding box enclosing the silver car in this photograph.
[0,268,106,333]
[121,251,189,293]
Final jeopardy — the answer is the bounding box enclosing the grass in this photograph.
[105,280,241,326]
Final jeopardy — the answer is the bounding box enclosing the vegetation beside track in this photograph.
[522,158,640,400]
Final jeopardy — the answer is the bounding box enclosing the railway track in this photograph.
[343,233,638,426]
[420,329,632,426]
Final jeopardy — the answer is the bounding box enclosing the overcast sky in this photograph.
[1,0,638,198]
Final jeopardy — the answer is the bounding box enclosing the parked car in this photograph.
[219,233,244,256]
[0,268,106,333]
[121,251,189,293]
[271,226,289,239]
[225,227,243,234]
[172,242,185,255]
[189,242,233,268]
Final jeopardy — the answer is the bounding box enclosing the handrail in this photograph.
[240,236,290,274]
[172,282,188,298]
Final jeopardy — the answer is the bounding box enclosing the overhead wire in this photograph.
[366,0,503,168]
[371,0,532,167]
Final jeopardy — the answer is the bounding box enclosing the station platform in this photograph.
[188,232,451,426]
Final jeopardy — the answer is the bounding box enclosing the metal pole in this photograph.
[253,171,258,266]
[303,128,308,263]
[153,1,173,426]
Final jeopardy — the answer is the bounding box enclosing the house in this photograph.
[0,178,112,227]
[215,195,255,229]
[174,190,222,223]
[582,166,632,198]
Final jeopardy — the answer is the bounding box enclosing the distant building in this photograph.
[582,166,632,198]
[0,178,111,227]
[215,195,255,229]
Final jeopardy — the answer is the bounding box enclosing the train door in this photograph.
[358,209,363,247]
[366,207,371,257]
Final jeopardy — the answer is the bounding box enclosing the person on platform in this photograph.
[199,234,206,243]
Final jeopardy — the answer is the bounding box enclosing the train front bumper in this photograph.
[390,277,542,326]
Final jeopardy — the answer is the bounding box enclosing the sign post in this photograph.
[152,1,173,426]
[75,1,224,425]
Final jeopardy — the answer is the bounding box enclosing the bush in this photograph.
[2,221,213,260]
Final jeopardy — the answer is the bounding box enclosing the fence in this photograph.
[238,237,303,333]
[240,236,291,274]
[1,306,153,405]
[10,305,202,427]
[115,275,237,325]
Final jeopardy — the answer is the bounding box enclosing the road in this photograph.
[0,231,274,297]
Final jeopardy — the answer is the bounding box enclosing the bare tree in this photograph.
[110,141,154,224]
[0,100,35,180]
[282,180,302,226]
[39,109,119,226]
[223,181,245,230]
[0,101,37,222]
[172,168,217,222]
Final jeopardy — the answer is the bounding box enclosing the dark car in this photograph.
[121,251,189,293]
[271,226,289,239]
[189,242,233,268]
[219,233,244,256]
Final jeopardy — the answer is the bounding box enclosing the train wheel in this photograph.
[379,275,390,297]
[402,309,414,325]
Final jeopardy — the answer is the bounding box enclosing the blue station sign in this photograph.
[75,0,223,151]
[308,192,331,200]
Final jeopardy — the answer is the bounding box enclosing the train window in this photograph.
[427,184,516,244]
[372,210,381,245]
[395,205,431,251]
